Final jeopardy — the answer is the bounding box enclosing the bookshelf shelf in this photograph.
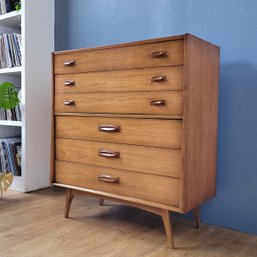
[0,66,22,75]
[0,11,21,29]
[0,120,22,126]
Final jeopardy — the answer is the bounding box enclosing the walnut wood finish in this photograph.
[193,207,201,229]
[64,188,74,218]
[55,116,182,148]
[55,183,180,212]
[64,188,174,248]
[55,91,183,115]
[50,53,55,183]
[55,34,185,55]
[99,199,104,206]
[55,112,182,120]
[161,209,174,248]
[52,34,220,248]
[54,40,184,74]
[56,138,182,178]
[180,34,220,213]
[55,66,183,93]
[56,160,180,207]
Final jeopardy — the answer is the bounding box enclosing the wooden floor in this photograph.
[1,188,257,257]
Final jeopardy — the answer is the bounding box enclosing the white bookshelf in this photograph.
[0,10,21,29]
[0,120,22,126]
[0,66,22,75]
[0,0,54,192]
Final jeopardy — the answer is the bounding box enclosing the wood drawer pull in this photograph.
[150,99,166,106]
[98,175,120,183]
[150,75,167,82]
[98,149,120,158]
[64,99,75,105]
[99,125,120,132]
[64,80,75,86]
[63,60,76,66]
[151,50,167,58]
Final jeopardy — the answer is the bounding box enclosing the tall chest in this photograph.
[52,34,220,248]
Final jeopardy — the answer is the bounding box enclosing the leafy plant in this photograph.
[0,82,19,197]
[15,1,21,11]
[10,0,21,11]
[0,82,20,110]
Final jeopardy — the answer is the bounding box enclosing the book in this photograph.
[0,33,21,68]
[0,137,21,176]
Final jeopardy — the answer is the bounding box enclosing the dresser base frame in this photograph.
[63,188,201,249]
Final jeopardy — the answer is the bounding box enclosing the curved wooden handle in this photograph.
[64,99,75,105]
[98,149,120,158]
[99,125,120,132]
[150,99,166,106]
[64,80,75,86]
[98,175,120,183]
[151,75,167,82]
[64,60,76,66]
[151,50,167,58]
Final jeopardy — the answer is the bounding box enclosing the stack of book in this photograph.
[0,33,21,68]
[0,0,18,14]
[0,105,21,121]
[0,137,21,176]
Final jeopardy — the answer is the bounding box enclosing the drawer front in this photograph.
[54,40,184,74]
[55,160,180,206]
[55,66,183,93]
[55,116,182,149]
[55,91,182,115]
[56,138,182,178]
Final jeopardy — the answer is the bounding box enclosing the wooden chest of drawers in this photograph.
[51,34,220,248]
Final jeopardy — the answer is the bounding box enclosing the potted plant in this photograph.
[0,82,20,197]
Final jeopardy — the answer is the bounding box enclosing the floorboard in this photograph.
[0,187,257,257]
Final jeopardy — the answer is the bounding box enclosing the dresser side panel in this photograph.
[181,34,220,212]
[50,52,56,183]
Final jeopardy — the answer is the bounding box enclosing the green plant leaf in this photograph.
[0,82,20,109]
[13,0,21,11]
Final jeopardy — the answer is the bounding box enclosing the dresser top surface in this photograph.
[53,34,186,56]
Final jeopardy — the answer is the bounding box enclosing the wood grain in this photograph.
[55,66,183,93]
[55,116,182,149]
[56,138,182,178]
[161,210,174,248]
[67,188,175,248]
[55,112,183,120]
[54,183,180,212]
[55,160,180,206]
[51,34,220,248]
[54,40,184,74]
[2,188,257,257]
[54,34,185,55]
[64,188,74,218]
[55,91,183,115]
[180,34,220,212]
[50,53,55,183]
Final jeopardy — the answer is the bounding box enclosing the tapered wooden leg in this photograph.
[161,209,174,249]
[64,189,74,218]
[99,199,104,206]
[193,207,200,229]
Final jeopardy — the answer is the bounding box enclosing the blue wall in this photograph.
[55,0,257,235]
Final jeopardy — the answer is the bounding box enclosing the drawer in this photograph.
[56,138,182,178]
[55,116,182,149]
[55,160,180,206]
[55,66,183,93]
[54,40,184,74]
[55,91,182,115]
